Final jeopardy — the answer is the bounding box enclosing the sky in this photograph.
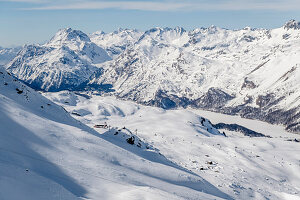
[1,0,300,47]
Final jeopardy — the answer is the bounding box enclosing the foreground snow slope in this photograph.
[0,67,229,199]
[44,91,300,200]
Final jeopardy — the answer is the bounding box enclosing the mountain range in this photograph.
[2,20,300,133]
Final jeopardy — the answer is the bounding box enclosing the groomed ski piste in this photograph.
[1,65,300,200]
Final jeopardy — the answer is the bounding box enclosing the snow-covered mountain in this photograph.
[87,21,300,133]
[0,67,231,199]
[5,20,300,133]
[0,46,21,66]
[6,28,111,91]
[47,28,111,64]
[90,28,143,58]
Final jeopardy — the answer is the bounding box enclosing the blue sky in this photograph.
[1,0,300,47]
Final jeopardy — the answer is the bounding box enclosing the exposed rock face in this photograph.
[241,78,257,89]
[145,90,190,109]
[284,19,300,30]
[193,88,235,109]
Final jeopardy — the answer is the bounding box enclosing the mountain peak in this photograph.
[92,30,105,36]
[50,28,91,44]
[283,19,300,30]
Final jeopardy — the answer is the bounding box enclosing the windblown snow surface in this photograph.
[43,91,300,200]
[0,68,231,199]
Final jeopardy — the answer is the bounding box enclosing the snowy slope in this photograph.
[44,91,300,200]
[0,67,230,199]
[6,28,111,91]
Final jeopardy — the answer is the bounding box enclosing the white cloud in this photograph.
[22,1,191,11]
[0,0,45,2]
[15,0,300,11]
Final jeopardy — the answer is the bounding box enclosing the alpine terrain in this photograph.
[0,66,231,200]
[0,19,300,200]
[4,20,300,133]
